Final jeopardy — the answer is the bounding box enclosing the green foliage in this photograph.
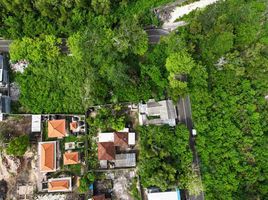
[65,164,82,176]
[138,124,192,191]
[129,177,142,200]
[91,0,110,15]
[6,135,29,156]
[166,51,195,75]
[3,0,181,113]
[176,0,268,199]
[10,36,61,63]
[181,168,204,196]
[165,51,196,99]
[78,172,95,193]
[89,106,126,131]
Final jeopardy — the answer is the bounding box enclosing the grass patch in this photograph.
[65,135,79,143]
[65,164,82,175]
[130,177,142,200]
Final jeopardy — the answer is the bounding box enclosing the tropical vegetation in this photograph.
[1,0,268,199]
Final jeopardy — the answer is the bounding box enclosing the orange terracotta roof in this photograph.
[48,179,70,192]
[114,132,128,147]
[70,122,78,131]
[98,142,115,160]
[48,119,66,138]
[93,194,106,200]
[63,152,79,165]
[40,142,56,172]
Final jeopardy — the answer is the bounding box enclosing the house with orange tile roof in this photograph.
[39,141,57,173]
[48,119,67,138]
[47,177,72,192]
[63,152,80,165]
[70,121,78,132]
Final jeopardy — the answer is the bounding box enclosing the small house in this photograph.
[39,141,57,173]
[47,177,72,192]
[48,119,67,138]
[63,152,80,165]
[139,99,177,126]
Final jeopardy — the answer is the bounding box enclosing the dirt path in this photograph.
[0,148,39,199]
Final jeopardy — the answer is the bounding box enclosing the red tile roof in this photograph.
[114,132,128,147]
[93,194,106,200]
[48,119,66,138]
[40,142,56,172]
[48,178,71,192]
[98,142,115,160]
[70,122,78,131]
[63,152,79,165]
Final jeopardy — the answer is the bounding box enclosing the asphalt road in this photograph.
[144,28,169,44]
[177,95,205,200]
[0,40,12,52]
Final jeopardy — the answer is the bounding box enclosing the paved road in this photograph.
[144,28,169,44]
[177,95,205,200]
[0,40,12,52]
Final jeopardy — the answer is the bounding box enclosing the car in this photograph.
[192,129,197,136]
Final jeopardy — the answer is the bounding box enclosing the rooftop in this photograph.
[63,152,79,165]
[93,194,106,200]
[114,132,128,148]
[98,142,115,160]
[69,121,78,131]
[48,119,67,138]
[32,115,41,132]
[114,153,136,168]
[39,141,56,173]
[98,129,135,146]
[47,177,72,192]
[147,190,181,200]
[139,99,177,126]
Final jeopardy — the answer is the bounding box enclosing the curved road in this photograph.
[144,28,170,44]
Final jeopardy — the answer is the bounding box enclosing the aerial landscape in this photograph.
[0,0,267,200]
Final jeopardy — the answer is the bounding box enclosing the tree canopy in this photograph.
[177,0,268,199]
[6,135,29,157]
[138,124,193,191]
[2,0,268,199]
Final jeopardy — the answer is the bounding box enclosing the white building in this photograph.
[98,128,135,146]
[147,191,181,200]
[32,115,42,132]
[139,99,177,126]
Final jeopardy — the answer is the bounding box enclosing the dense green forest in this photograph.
[1,0,268,199]
[138,124,203,195]
[2,0,175,113]
[183,1,268,199]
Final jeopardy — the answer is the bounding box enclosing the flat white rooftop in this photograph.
[32,115,41,132]
[148,191,180,200]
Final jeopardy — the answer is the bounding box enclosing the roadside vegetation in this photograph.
[3,0,177,113]
[180,0,268,199]
[138,124,195,192]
